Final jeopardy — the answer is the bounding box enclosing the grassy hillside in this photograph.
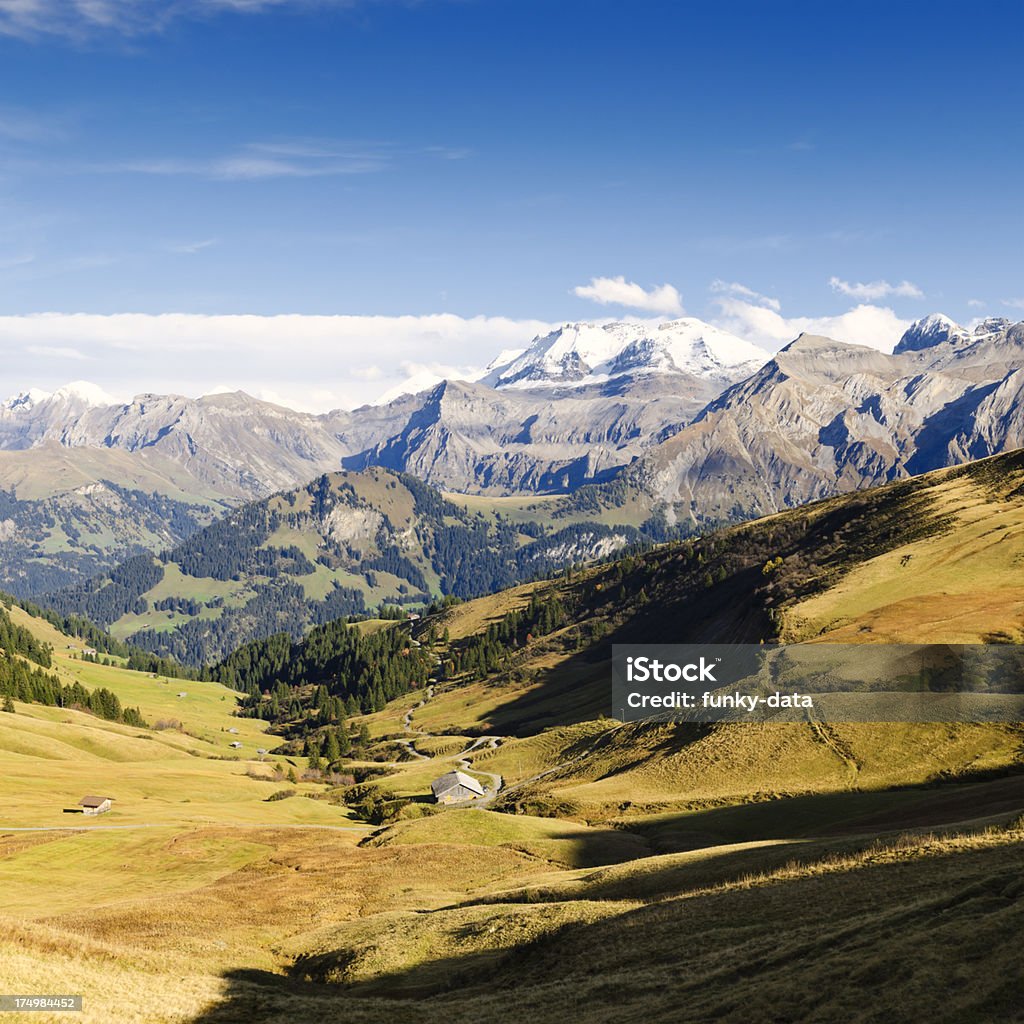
[0,605,361,831]
[5,451,1024,1022]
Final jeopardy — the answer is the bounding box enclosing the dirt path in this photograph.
[395,686,434,761]
[454,736,503,804]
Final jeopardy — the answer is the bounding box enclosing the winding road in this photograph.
[398,686,505,805]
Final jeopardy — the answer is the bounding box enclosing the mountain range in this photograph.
[40,467,644,665]
[0,318,766,593]
[4,311,1024,606]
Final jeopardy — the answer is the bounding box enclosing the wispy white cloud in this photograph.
[0,252,36,269]
[1002,298,1024,310]
[101,140,391,180]
[74,138,459,181]
[967,298,986,309]
[828,276,923,301]
[710,279,780,312]
[0,1,361,40]
[573,275,684,316]
[165,237,218,254]
[711,297,911,354]
[0,105,67,143]
[0,311,555,412]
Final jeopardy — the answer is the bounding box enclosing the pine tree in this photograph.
[323,730,341,764]
[2,695,14,713]
[337,726,351,756]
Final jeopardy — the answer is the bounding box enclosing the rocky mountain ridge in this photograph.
[611,314,1024,527]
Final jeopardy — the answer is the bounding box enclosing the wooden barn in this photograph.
[430,770,485,804]
[79,796,113,815]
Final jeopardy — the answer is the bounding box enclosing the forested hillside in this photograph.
[42,468,650,665]
[0,478,224,596]
[0,600,146,726]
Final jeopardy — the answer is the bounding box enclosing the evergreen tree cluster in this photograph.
[219,616,433,722]
[0,603,53,668]
[173,503,278,580]
[361,546,428,591]
[0,649,146,727]
[128,580,367,666]
[43,554,166,627]
[154,596,203,616]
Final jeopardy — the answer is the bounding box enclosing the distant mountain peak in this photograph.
[971,316,1015,338]
[49,380,119,407]
[894,314,971,354]
[2,387,51,412]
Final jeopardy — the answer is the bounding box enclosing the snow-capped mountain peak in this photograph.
[482,318,768,390]
[894,314,972,354]
[2,387,51,413]
[48,381,118,407]
[895,313,1021,355]
[972,316,1014,338]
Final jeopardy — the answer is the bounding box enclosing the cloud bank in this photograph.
[828,276,923,301]
[0,312,555,412]
[573,276,685,316]
[712,294,911,353]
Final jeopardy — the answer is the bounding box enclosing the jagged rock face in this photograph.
[348,376,722,493]
[626,317,1024,526]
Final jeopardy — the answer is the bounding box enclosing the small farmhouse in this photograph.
[430,770,485,804]
[79,795,113,815]
[229,741,243,748]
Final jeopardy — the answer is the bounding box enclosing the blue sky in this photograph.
[1,0,1022,408]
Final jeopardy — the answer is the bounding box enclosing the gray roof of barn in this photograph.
[430,770,485,797]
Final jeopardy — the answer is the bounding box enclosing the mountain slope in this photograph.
[388,447,1024,756]
[0,444,233,596]
[348,375,707,494]
[43,468,648,664]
